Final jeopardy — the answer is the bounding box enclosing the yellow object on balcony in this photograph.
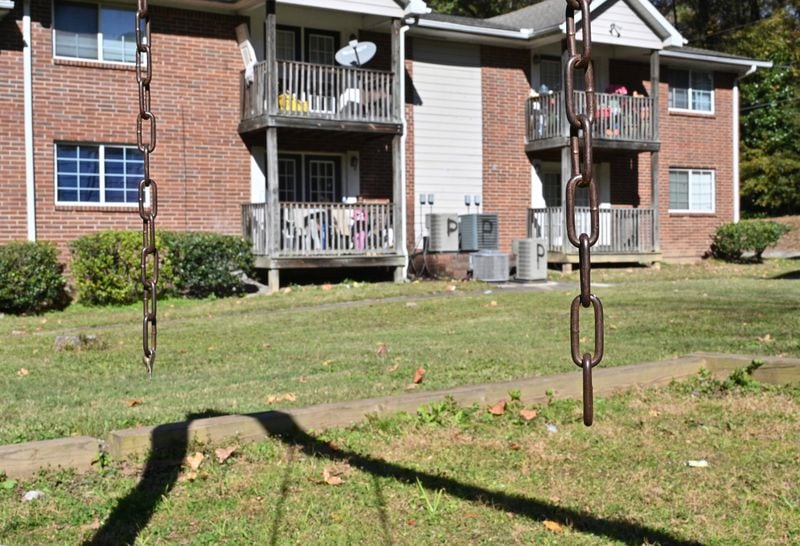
[278,93,309,113]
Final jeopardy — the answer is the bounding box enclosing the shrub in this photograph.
[711,220,790,262]
[161,231,254,298]
[0,242,68,314]
[70,230,172,305]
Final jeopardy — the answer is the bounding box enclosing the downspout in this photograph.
[23,0,36,241]
[398,22,410,278]
[732,64,757,223]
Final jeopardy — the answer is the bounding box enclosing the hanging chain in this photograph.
[136,0,158,377]
[565,0,604,426]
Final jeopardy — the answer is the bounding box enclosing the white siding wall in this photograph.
[412,38,483,242]
[280,0,403,18]
[592,0,662,49]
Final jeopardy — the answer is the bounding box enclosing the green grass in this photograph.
[1,379,798,544]
[1,260,799,445]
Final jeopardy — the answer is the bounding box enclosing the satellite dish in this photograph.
[335,39,377,67]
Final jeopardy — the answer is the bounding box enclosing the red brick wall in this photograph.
[0,6,29,242]
[403,45,416,253]
[658,71,735,259]
[480,46,531,253]
[26,1,249,262]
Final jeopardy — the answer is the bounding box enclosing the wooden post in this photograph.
[560,145,571,257]
[265,1,277,116]
[266,127,279,256]
[391,19,405,281]
[650,50,660,252]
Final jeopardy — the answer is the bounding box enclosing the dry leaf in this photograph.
[262,343,272,349]
[323,467,344,485]
[298,375,308,383]
[519,409,538,421]
[322,283,334,291]
[376,343,389,357]
[508,442,521,451]
[178,470,198,483]
[486,301,498,307]
[266,393,297,404]
[758,334,774,343]
[404,383,419,390]
[322,359,333,366]
[185,452,205,471]
[489,400,507,416]
[446,284,457,292]
[543,520,563,533]
[11,330,27,336]
[413,367,426,384]
[127,399,142,408]
[387,363,400,373]
[406,302,417,307]
[281,287,292,294]
[16,368,29,377]
[215,446,236,464]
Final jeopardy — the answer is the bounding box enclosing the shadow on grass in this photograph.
[771,269,800,280]
[86,411,703,546]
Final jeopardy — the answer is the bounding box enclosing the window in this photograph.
[543,171,588,207]
[539,59,562,92]
[668,69,713,113]
[278,153,342,202]
[669,168,715,212]
[276,25,300,62]
[54,2,136,63]
[56,144,143,205]
[305,28,338,65]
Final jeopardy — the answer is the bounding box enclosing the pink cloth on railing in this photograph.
[352,208,367,250]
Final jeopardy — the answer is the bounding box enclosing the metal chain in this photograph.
[565,0,604,426]
[136,0,158,377]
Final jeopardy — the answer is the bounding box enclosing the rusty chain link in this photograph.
[136,0,158,377]
[565,0,604,426]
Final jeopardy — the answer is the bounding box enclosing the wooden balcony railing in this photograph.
[528,207,656,254]
[242,201,398,257]
[526,91,656,144]
[241,60,398,125]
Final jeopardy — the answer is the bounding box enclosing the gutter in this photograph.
[24,0,36,241]
[415,18,534,40]
[660,49,772,69]
[732,64,759,223]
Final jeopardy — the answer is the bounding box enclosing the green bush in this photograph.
[162,231,254,298]
[711,220,790,262]
[70,230,172,305]
[0,242,68,314]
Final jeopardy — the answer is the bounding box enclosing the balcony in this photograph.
[242,201,404,269]
[239,60,402,134]
[528,207,661,267]
[526,91,658,151]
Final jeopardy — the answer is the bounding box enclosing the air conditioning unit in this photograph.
[428,213,459,252]
[471,250,509,282]
[459,213,499,251]
[515,238,548,281]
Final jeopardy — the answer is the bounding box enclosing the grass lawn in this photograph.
[1,259,799,445]
[1,376,798,544]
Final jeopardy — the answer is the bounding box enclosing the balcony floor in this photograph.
[526,136,660,153]
[255,254,406,270]
[238,113,403,135]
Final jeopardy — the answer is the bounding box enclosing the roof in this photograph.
[487,0,564,32]
[421,11,523,32]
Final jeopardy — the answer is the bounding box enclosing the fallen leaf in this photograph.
[127,399,142,407]
[543,520,563,533]
[322,283,334,291]
[648,409,660,417]
[281,287,292,294]
[519,409,538,421]
[322,359,333,366]
[413,367,426,384]
[446,284,457,292]
[16,368,29,377]
[387,363,400,373]
[262,343,272,349]
[178,470,198,483]
[266,393,297,404]
[185,452,205,471]
[298,375,308,383]
[215,446,236,464]
[489,400,507,416]
[11,330,27,336]
[404,383,418,390]
[376,343,389,357]
[486,300,498,307]
[323,467,344,485]
[509,442,521,451]
[757,334,774,343]
[406,301,417,307]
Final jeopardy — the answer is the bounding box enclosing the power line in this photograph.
[741,95,800,112]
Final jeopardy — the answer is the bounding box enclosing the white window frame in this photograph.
[54,143,144,207]
[668,168,716,214]
[52,1,138,65]
[277,151,345,203]
[668,69,715,114]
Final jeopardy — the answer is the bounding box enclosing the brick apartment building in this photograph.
[0,0,770,288]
